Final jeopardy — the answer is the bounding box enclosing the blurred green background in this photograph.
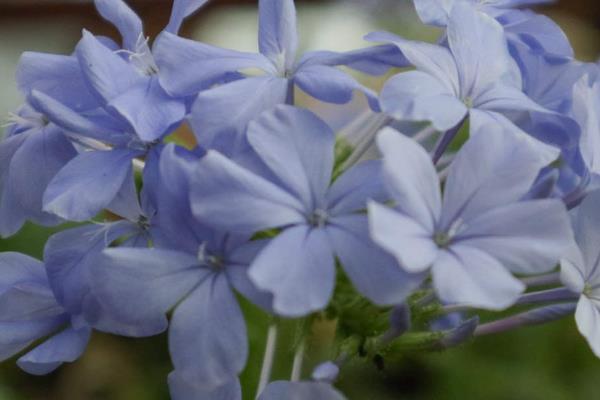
[1,0,600,399]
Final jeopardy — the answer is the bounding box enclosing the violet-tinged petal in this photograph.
[169,273,247,386]
[329,214,425,305]
[109,76,186,142]
[327,160,386,216]
[365,31,459,94]
[166,0,210,34]
[368,202,439,274]
[376,127,441,231]
[441,121,554,229]
[248,105,334,209]
[312,362,340,383]
[168,371,241,400]
[154,32,275,97]
[28,90,124,144]
[448,3,520,94]
[575,296,600,358]
[294,64,380,111]
[75,30,142,103]
[457,199,572,274]
[17,327,91,376]
[258,0,298,71]
[94,0,143,51]
[43,149,138,221]
[474,83,548,114]
[0,253,48,291]
[106,164,144,222]
[380,70,467,131]
[16,52,99,111]
[572,76,600,174]
[259,381,346,400]
[191,150,305,234]
[227,240,273,312]
[249,225,335,317]
[44,221,138,317]
[92,248,204,335]
[432,245,525,310]
[189,76,289,157]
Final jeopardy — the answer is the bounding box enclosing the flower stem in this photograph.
[520,272,562,287]
[290,340,305,382]
[514,287,577,306]
[256,323,278,399]
[474,303,577,336]
[431,117,466,165]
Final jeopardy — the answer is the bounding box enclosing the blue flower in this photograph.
[90,144,272,389]
[153,0,403,157]
[369,3,548,135]
[191,105,421,317]
[561,190,600,357]
[369,123,572,309]
[0,252,91,375]
[413,0,572,57]
[23,0,209,222]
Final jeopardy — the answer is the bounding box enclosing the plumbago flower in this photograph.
[191,105,421,316]
[413,0,572,57]
[368,124,573,309]
[153,0,404,156]
[368,2,550,155]
[561,190,600,357]
[90,143,273,394]
[23,0,209,222]
[0,44,105,236]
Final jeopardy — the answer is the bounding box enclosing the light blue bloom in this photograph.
[153,0,403,156]
[369,3,547,134]
[369,123,572,309]
[561,190,600,357]
[191,105,421,317]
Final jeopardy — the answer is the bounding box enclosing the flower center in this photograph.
[197,243,225,270]
[308,209,329,228]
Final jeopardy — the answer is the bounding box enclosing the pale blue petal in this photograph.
[75,30,142,103]
[380,70,467,131]
[441,121,554,229]
[575,296,600,358]
[327,160,387,216]
[154,32,275,97]
[365,31,459,95]
[16,52,99,111]
[328,215,425,305]
[109,76,186,142]
[413,0,454,26]
[474,83,548,114]
[249,225,335,317]
[44,221,138,317]
[94,0,143,51]
[368,202,439,274]
[92,248,204,335]
[447,3,520,96]
[169,371,241,400]
[191,150,305,233]
[457,199,572,275]
[432,246,525,310]
[248,105,334,209]
[376,127,441,231]
[258,0,297,71]
[0,252,48,291]
[43,149,138,221]
[166,0,210,34]
[294,65,380,111]
[189,77,289,157]
[7,126,76,226]
[259,381,346,400]
[17,327,91,375]
[169,273,247,386]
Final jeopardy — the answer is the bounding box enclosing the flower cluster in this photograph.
[0,0,599,398]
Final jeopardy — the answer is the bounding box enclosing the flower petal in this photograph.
[258,0,298,71]
[249,225,335,317]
